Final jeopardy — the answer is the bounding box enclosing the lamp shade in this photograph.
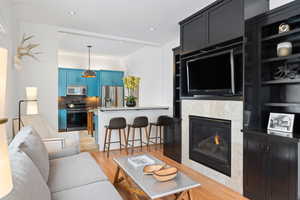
[26,87,38,115]
[0,118,13,198]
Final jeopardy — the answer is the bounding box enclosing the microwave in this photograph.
[67,86,87,96]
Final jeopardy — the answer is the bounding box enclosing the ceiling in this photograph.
[58,32,145,58]
[12,0,216,45]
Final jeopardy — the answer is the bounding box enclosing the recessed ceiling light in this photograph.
[149,27,156,31]
[68,11,77,16]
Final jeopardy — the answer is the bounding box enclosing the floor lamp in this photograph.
[18,87,39,131]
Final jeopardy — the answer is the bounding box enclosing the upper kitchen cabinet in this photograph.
[58,68,67,96]
[67,69,86,86]
[111,71,124,86]
[98,70,124,98]
[100,70,124,86]
[86,74,99,97]
[179,0,269,55]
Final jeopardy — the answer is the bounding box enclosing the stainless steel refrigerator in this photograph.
[101,86,124,107]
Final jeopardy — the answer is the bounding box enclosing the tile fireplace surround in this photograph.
[182,100,243,194]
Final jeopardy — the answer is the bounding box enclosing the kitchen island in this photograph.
[94,106,170,151]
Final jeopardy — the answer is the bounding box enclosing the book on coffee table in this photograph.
[127,155,155,168]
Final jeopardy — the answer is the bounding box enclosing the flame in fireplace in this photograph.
[214,135,220,145]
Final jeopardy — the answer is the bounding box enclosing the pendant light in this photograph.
[82,45,96,78]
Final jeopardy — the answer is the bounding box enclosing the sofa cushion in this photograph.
[48,152,108,193]
[52,181,122,200]
[2,149,50,200]
[10,126,50,182]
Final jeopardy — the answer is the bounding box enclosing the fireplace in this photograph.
[189,116,231,176]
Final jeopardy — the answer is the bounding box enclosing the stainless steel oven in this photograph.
[66,109,87,131]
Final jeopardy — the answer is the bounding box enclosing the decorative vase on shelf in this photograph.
[126,97,137,107]
[277,42,292,57]
[124,76,140,108]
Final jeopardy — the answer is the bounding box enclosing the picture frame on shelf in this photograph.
[267,112,295,133]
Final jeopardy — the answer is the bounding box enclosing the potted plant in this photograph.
[123,76,140,107]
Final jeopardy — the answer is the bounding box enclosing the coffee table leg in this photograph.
[113,166,121,185]
[175,191,187,200]
[174,190,192,200]
[187,190,192,200]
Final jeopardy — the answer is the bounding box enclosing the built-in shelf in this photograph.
[264,102,300,107]
[262,53,300,64]
[262,28,300,42]
[262,78,300,85]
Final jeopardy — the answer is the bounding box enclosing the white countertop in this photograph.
[98,106,169,112]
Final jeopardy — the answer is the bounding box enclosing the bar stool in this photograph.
[127,116,149,153]
[103,117,127,157]
[149,115,169,146]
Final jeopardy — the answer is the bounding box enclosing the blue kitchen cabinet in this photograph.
[67,69,86,86]
[111,71,124,86]
[100,70,124,86]
[100,71,113,86]
[58,68,67,96]
[99,70,124,97]
[86,73,99,97]
[58,109,67,130]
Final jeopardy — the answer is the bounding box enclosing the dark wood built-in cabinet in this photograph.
[244,2,300,199]
[173,47,181,118]
[163,118,182,163]
[208,0,243,46]
[244,130,298,200]
[180,13,208,54]
[180,0,268,55]
[163,47,182,163]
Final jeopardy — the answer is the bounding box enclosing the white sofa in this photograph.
[21,114,80,155]
[4,126,122,200]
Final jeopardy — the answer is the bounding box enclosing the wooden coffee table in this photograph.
[113,154,200,200]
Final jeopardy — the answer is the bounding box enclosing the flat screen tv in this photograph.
[187,50,235,96]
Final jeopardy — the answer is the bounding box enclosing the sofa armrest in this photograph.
[48,146,80,160]
[42,138,65,153]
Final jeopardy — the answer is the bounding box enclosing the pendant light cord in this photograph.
[88,45,92,70]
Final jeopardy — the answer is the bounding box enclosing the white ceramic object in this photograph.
[277,42,292,57]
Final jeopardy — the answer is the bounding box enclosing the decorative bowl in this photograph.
[143,164,165,175]
[153,167,178,182]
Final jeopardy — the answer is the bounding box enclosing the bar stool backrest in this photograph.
[132,116,148,128]
[108,117,127,129]
[157,115,170,126]
[159,116,174,127]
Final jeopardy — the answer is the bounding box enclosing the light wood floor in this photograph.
[91,145,248,200]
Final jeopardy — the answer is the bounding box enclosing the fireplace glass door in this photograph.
[189,116,231,176]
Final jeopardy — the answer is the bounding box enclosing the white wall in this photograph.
[58,53,126,71]
[16,22,59,129]
[270,0,295,9]
[0,0,18,140]
[123,46,164,106]
[123,37,179,109]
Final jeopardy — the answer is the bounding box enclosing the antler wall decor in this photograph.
[14,34,42,70]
